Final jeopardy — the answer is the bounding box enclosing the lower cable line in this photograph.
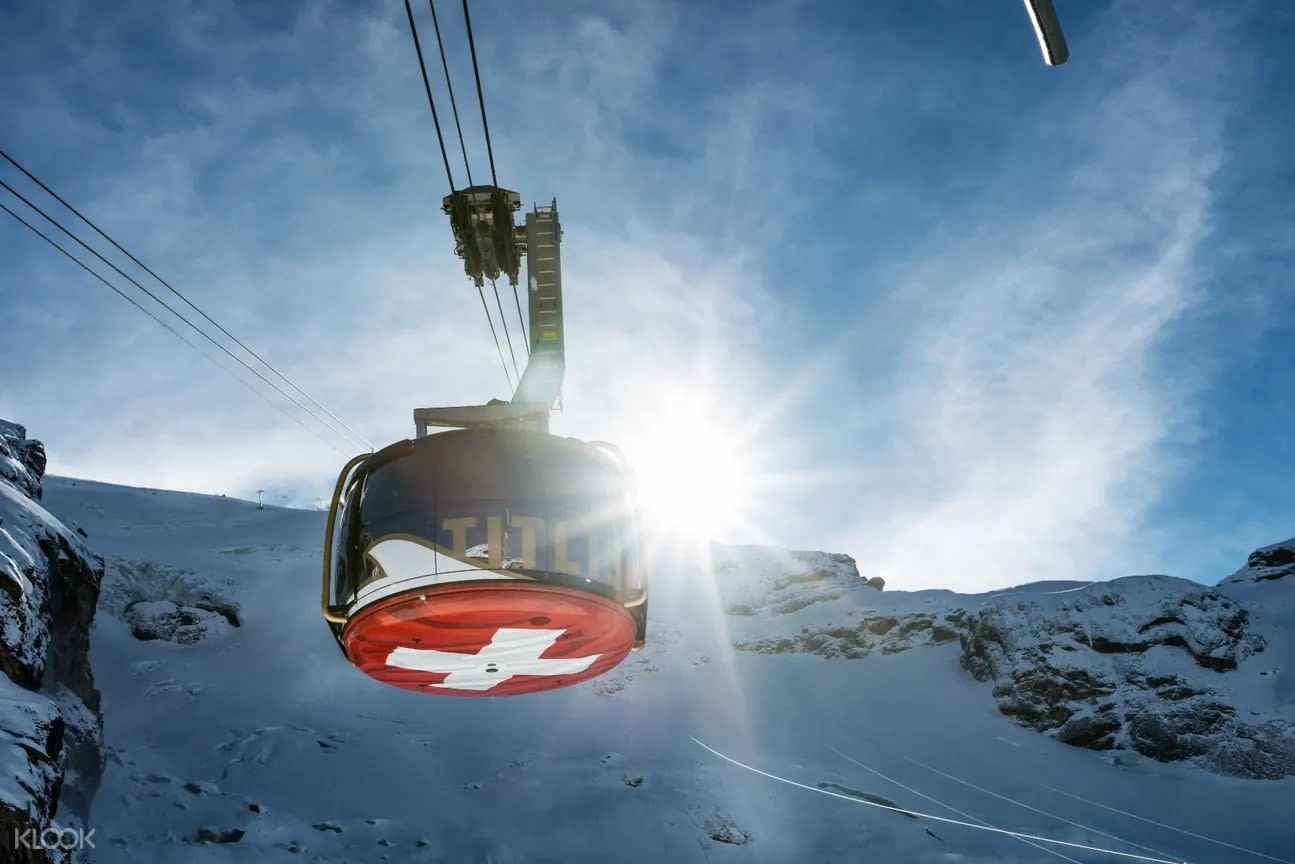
[0,177,371,453]
[0,200,351,456]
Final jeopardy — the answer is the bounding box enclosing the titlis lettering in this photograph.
[441,516,619,578]
[13,826,96,851]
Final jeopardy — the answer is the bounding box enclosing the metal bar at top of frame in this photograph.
[1024,0,1069,66]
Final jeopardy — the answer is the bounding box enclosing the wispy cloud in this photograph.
[0,0,1281,590]
[831,2,1237,588]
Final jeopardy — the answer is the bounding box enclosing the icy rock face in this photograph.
[0,420,105,860]
[1221,536,1295,585]
[716,546,864,617]
[960,575,1295,779]
[736,608,964,659]
[718,545,959,658]
[0,418,46,502]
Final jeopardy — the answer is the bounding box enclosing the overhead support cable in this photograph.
[0,177,371,453]
[456,1,528,359]
[428,0,474,186]
[476,283,514,390]
[0,200,350,456]
[0,147,374,453]
[490,277,520,379]
[403,0,456,191]
[512,273,529,356]
[461,0,498,188]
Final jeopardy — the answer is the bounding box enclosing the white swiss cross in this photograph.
[386,628,600,691]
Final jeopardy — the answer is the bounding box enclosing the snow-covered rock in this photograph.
[717,542,1295,780]
[0,419,46,502]
[0,420,105,861]
[958,575,1295,778]
[1221,536,1295,584]
[717,545,968,658]
[101,558,241,646]
[713,545,865,616]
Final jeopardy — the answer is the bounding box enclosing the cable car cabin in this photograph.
[322,428,647,696]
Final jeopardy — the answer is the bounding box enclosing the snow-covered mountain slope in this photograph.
[1,422,103,863]
[38,476,1295,864]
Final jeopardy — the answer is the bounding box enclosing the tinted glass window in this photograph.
[348,430,642,598]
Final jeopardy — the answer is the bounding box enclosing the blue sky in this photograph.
[1,0,1292,590]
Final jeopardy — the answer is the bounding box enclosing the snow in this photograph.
[1,479,57,681]
[0,673,59,811]
[35,475,1295,863]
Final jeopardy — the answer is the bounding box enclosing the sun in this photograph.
[620,408,752,544]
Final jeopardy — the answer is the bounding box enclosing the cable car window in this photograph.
[358,452,435,534]
[335,432,644,605]
[334,478,365,602]
[432,497,538,573]
[543,494,628,591]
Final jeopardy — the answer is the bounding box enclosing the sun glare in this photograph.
[622,410,751,544]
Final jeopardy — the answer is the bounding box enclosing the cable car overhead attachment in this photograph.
[442,185,524,287]
[1023,0,1069,66]
[417,199,564,436]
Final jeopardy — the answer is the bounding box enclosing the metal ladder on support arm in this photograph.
[414,199,566,437]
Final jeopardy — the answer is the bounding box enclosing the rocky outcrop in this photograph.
[960,575,1294,779]
[0,419,46,502]
[716,546,866,617]
[1221,536,1295,585]
[0,420,104,861]
[720,546,964,658]
[736,610,964,659]
[101,558,242,645]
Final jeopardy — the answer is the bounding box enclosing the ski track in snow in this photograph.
[831,747,1084,863]
[904,756,1184,862]
[1041,785,1295,864]
[691,737,1186,864]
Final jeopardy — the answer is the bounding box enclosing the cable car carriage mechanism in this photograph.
[322,193,647,697]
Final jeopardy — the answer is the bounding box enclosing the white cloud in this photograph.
[831,2,1235,589]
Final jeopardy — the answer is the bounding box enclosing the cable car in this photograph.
[321,188,647,696]
[322,426,647,696]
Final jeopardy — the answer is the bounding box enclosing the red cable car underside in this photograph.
[343,581,637,696]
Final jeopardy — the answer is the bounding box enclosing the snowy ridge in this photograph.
[33,475,1295,863]
[715,546,1294,779]
[1222,537,1295,585]
[963,576,1293,779]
